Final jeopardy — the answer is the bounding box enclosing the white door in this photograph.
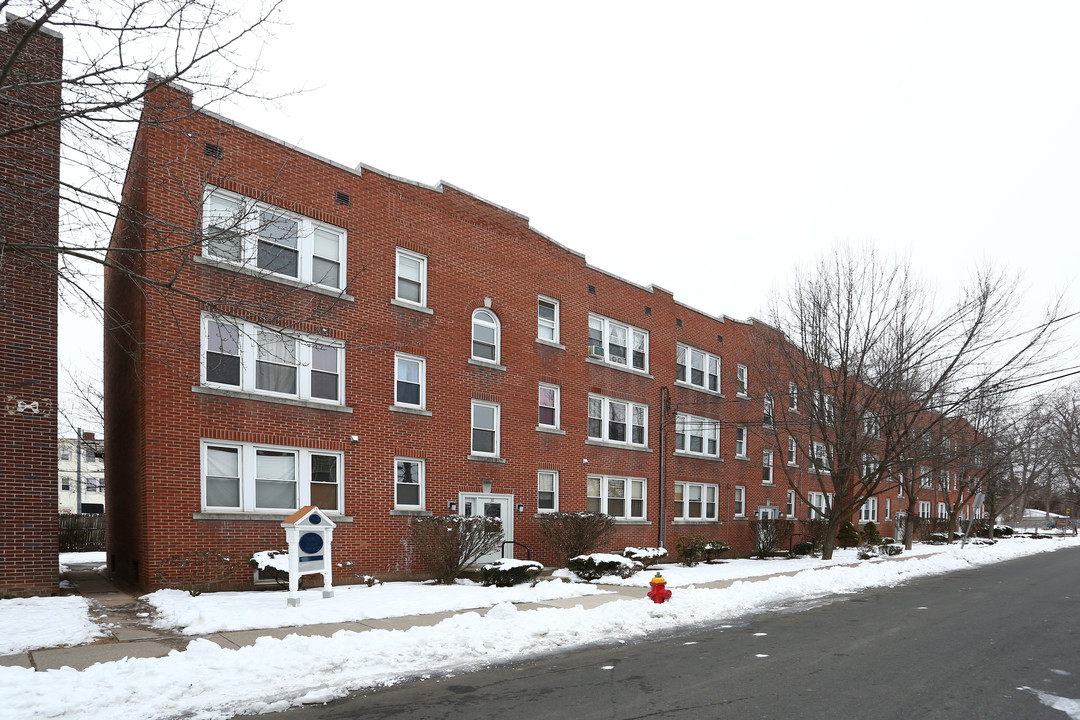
[460,493,513,563]
[894,512,906,543]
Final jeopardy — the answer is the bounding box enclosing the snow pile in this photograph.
[0,596,104,655]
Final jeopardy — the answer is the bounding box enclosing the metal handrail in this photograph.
[501,540,531,560]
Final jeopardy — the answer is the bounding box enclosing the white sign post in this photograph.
[281,506,336,607]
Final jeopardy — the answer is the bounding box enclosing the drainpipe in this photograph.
[658,386,668,548]
[76,427,83,515]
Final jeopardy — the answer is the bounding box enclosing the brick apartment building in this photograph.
[0,16,63,597]
[106,81,979,591]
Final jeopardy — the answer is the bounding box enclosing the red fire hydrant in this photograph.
[647,572,672,604]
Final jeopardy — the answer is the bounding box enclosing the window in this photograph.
[202,442,343,513]
[762,450,774,484]
[61,476,71,491]
[202,314,343,404]
[587,394,648,447]
[471,401,500,456]
[736,364,748,396]
[587,314,648,372]
[813,391,835,425]
[734,486,746,517]
[763,394,774,426]
[886,498,891,520]
[395,248,427,307]
[676,344,720,392]
[471,309,500,363]
[587,475,646,520]
[394,353,425,409]
[919,466,932,489]
[786,490,796,518]
[863,411,880,438]
[807,492,831,520]
[937,502,948,519]
[60,448,71,461]
[787,436,798,465]
[735,426,747,458]
[861,453,879,480]
[201,188,346,289]
[788,382,798,411]
[860,497,878,523]
[919,501,932,519]
[538,470,558,512]
[393,458,425,509]
[674,482,718,521]
[811,441,830,472]
[674,413,720,458]
[538,384,560,429]
[538,297,559,343]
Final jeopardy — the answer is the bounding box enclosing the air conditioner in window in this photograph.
[588,347,605,360]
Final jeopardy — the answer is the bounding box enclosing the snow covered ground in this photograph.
[2,538,1077,720]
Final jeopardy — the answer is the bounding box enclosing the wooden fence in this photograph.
[58,514,106,552]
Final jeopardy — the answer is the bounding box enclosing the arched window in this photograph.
[471,308,500,362]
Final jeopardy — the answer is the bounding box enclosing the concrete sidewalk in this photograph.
[0,566,666,672]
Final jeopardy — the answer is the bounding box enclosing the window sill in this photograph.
[584,356,653,379]
[672,451,723,462]
[673,380,724,398]
[389,405,433,417]
[390,298,434,315]
[192,386,353,413]
[534,512,558,518]
[585,439,653,453]
[468,358,506,372]
[735,391,748,399]
[613,520,652,526]
[673,519,722,525]
[194,512,353,522]
[194,255,355,301]
[467,454,507,464]
[734,454,749,461]
[535,426,566,435]
[536,338,566,350]
[390,508,433,517]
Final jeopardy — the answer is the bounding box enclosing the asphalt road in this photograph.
[285,545,1080,719]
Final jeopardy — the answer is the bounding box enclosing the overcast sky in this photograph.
[58,0,1080,429]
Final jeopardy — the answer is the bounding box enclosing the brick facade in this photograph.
[106,82,977,592]
[0,17,63,596]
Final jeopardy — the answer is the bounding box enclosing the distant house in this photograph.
[0,15,64,597]
[58,433,106,514]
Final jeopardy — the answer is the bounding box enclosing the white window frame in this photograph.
[537,296,560,344]
[788,381,799,411]
[470,400,501,457]
[919,466,933,489]
[937,502,948,519]
[919,500,932,519]
[538,470,559,512]
[587,314,649,372]
[762,449,774,485]
[587,394,648,448]
[201,441,343,514]
[886,498,891,520]
[813,391,835,426]
[736,364,748,397]
[763,393,774,426]
[787,435,798,466]
[201,187,346,290]
[394,353,426,410]
[786,489,797,518]
[674,481,719,521]
[807,491,832,520]
[471,308,501,363]
[586,475,646,520]
[675,343,721,393]
[395,247,428,308]
[394,457,425,510]
[811,440,830,473]
[674,412,720,458]
[735,426,747,458]
[860,497,878,523]
[538,383,561,429]
[201,314,344,405]
[734,485,746,518]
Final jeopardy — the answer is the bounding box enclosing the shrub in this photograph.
[249,549,290,587]
[928,532,949,544]
[409,515,503,584]
[861,521,882,545]
[480,559,544,587]
[750,518,794,558]
[837,522,860,548]
[566,553,642,581]
[537,512,617,562]
[791,541,815,557]
[857,544,878,560]
[881,543,904,556]
[675,535,731,566]
[801,519,830,550]
[622,547,668,568]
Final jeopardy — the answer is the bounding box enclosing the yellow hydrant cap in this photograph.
[651,573,665,584]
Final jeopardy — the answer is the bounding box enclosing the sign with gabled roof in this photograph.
[281,505,336,606]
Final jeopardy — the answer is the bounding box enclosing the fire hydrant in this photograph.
[647,572,672,604]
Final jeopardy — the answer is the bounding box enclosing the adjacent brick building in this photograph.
[106,81,979,591]
[0,16,63,597]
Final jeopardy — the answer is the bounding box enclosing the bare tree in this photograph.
[760,244,1061,559]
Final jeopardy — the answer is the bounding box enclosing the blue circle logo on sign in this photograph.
[299,532,324,554]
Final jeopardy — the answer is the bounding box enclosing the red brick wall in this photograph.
[0,19,62,596]
[108,83,961,591]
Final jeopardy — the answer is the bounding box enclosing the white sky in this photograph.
[58,0,1080,428]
